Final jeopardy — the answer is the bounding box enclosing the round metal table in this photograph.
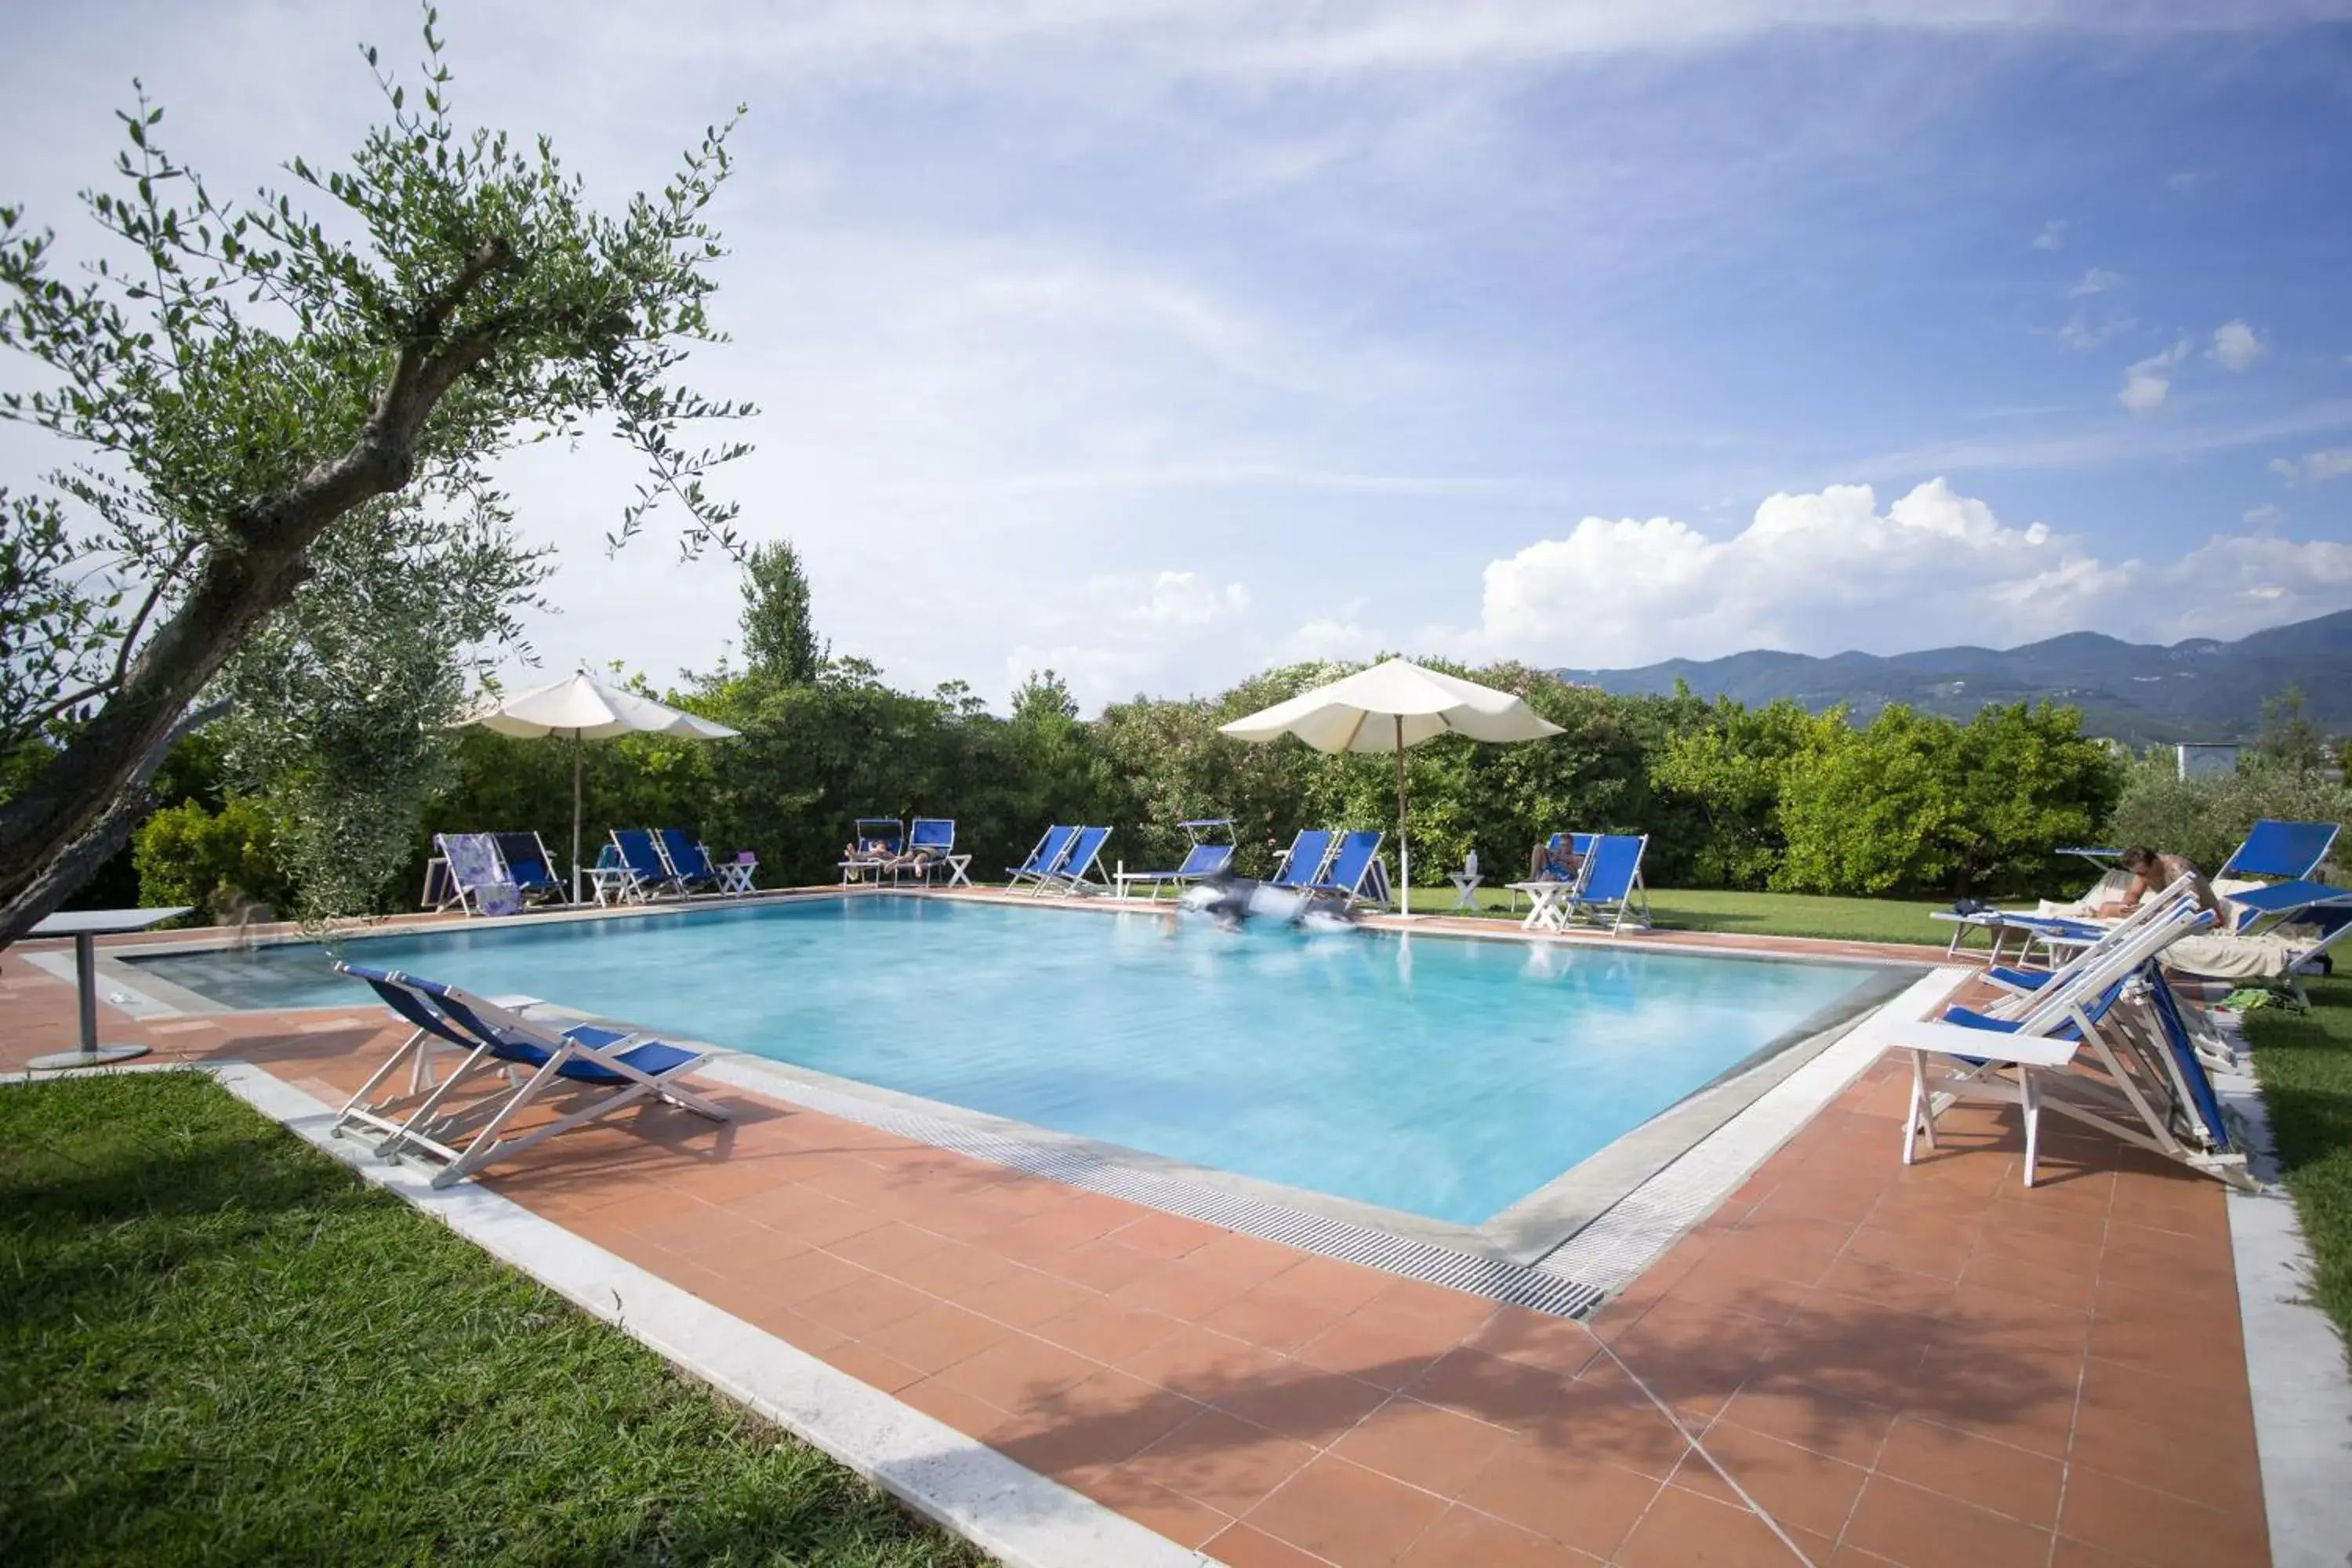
[23,906,192,1070]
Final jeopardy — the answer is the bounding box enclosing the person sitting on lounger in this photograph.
[2092,845,2222,920]
[1526,837,1581,884]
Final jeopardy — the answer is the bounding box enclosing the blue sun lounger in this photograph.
[1307,829,1388,907]
[1508,832,1596,929]
[492,832,568,905]
[1270,829,1337,892]
[840,818,905,884]
[1555,833,1651,934]
[609,828,685,902]
[657,828,727,895]
[1114,818,1236,900]
[331,964,727,1187]
[2220,818,2340,882]
[1008,825,1079,891]
[1036,825,1112,897]
[897,817,964,886]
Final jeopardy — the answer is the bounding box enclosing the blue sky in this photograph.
[3,2,2350,709]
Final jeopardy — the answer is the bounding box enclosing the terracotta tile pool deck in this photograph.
[0,906,2272,1566]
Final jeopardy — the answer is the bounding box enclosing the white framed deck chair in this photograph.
[895,817,963,886]
[1007,825,1079,891]
[2171,878,2352,1004]
[1270,829,1338,895]
[1115,818,1236,900]
[609,828,685,902]
[1037,825,1113,897]
[1893,904,2250,1189]
[840,818,904,885]
[1557,833,1651,935]
[2219,818,2339,883]
[1306,829,1388,908]
[353,971,728,1188]
[492,831,568,906]
[1978,877,2199,1006]
[433,833,524,917]
[657,828,726,895]
[1508,832,1595,931]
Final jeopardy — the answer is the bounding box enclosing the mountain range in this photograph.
[1561,609,2352,743]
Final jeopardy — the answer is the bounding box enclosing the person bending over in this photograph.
[2093,844,2220,920]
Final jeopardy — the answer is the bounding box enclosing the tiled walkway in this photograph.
[0,917,2270,1566]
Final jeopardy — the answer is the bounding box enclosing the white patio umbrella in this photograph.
[1218,658,1563,917]
[455,670,740,901]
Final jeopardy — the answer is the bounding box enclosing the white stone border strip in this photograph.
[1534,966,1974,1291]
[8,1060,1207,1568]
[2212,1057,2352,1568]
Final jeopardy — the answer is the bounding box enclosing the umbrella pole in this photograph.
[1395,716,1410,919]
[572,731,583,904]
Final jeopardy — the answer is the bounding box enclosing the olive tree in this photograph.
[0,11,750,943]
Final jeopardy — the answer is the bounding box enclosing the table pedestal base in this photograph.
[28,1043,152,1070]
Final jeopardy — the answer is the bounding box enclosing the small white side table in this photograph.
[25,906,192,1069]
[1446,872,1483,911]
[940,854,974,888]
[715,858,758,895]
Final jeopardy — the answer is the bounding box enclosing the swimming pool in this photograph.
[125,898,1904,1227]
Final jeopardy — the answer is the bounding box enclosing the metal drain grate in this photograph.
[702,1058,1608,1321]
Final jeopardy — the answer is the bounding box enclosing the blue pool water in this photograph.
[128,898,1896,1225]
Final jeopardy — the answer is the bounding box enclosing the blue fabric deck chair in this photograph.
[1508,832,1596,931]
[840,818,905,884]
[1036,825,1113,897]
[2220,819,2340,883]
[1007,825,1079,891]
[433,833,524,917]
[2183,878,2352,1001]
[609,829,685,902]
[657,828,724,895]
[492,832,568,905]
[1270,829,1337,892]
[1113,818,1236,900]
[1557,833,1651,934]
[895,817,958,885]
[1892,900,2249,1188]
[1307,829,1388,906]
[337,967,728,1187]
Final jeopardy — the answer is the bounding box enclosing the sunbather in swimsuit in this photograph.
[2094,845,2221,920]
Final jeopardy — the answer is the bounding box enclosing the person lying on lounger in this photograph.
[1526,838,1581,884]
[885,846,936,880]
[2092,845,2222,920]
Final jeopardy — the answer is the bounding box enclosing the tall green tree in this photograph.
[2255,686,2326,775]
[0,12,750,943]
[739,539,822,684]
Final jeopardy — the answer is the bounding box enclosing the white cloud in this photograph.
[2031,219,2068,250]
[2068,267,2122,297]
[2273,447,2352,484]
[2242,503,2283,527]
[1443,478,2352,668]
[1276,615,1386,664]
[1125,570,1251,625]
[2056,311,2133,350]
[2209,319,2265,371]
[2119,339,2189,412]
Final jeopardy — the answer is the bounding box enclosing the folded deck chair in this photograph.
[1556,833,1651,935]
[839,818,905,885]
[1893,903,2250,1189]
[1008,825,1079,891]
[1036,825,1112,897]
[1508,833,1595,931]
[2219,818,2340,883]
[1307,829,1388,906]
[434,833,524,917]
[492,831,568,905]
[657,828,724,895]
[893,817,958,886]
[1979,876,2201,1002]
[338,967,727,1187]
[1270,829,1338,893]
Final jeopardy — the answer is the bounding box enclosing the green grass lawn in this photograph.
[0,1073,985,1567]
[2244,975,2352,1351]
[1396,884,1956,946]
[1008,879,1958,947]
